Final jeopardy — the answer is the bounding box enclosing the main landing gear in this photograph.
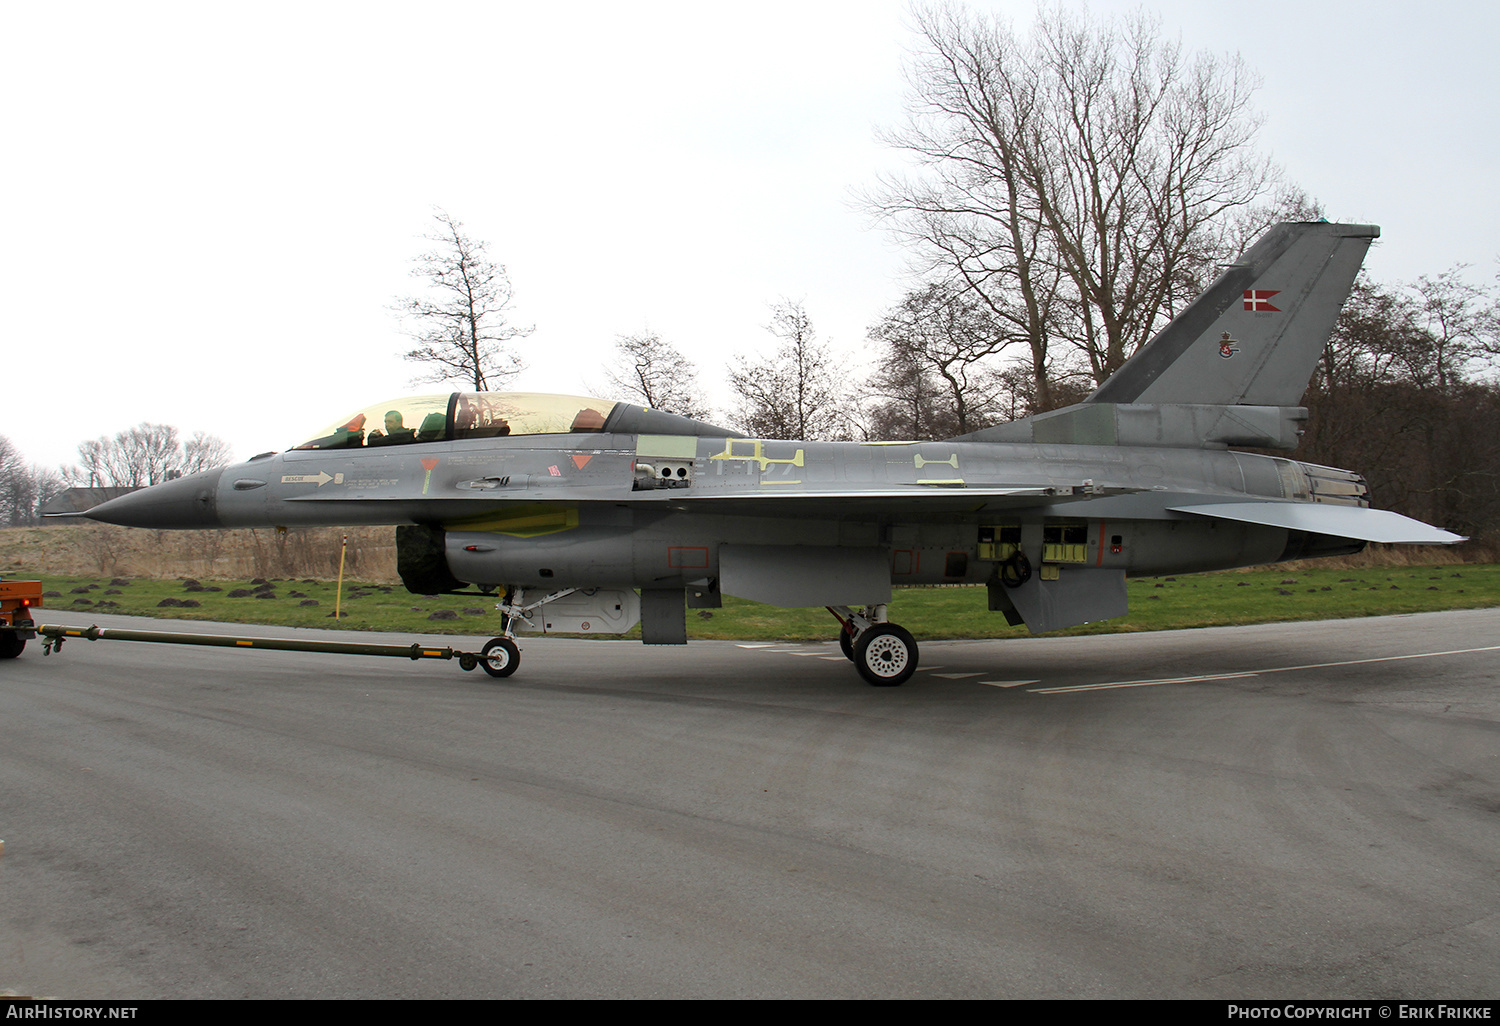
[828,604,919,687]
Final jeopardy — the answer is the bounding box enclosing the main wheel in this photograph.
[0,632,24,659]
[838,627,855,661]
[480,637,520,678]
[853,624,918,686]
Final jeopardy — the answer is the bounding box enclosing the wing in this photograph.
[282,482,1142,521]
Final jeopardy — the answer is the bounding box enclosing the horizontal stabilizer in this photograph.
[1171,503,1465,545]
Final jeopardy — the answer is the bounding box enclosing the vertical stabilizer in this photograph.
[1089,221,1377,406]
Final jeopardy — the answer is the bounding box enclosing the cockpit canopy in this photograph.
[295,392,619,450]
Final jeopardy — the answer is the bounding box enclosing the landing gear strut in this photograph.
[474,585,554,679]
[827,605,919,686]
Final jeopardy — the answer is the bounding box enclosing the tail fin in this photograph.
[1091,221,1377,406]
[956,221,1376,450]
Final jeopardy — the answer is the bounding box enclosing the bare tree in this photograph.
[728,301,855,440]
[865,344,952,440]
[395,209,530,391]
[1401,268,1500,393]
[183,430,235,475]
[868,283,1013,437]
[605,331,713,420]
[874,4,1277,400]
[74,423,179,488]
[0,436,26,524]
[0,436,63,526]
[64,424,232,487]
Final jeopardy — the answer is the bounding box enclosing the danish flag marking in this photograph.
[1244,289,1281,312]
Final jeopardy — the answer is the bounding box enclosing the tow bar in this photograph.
[7,623,518,678]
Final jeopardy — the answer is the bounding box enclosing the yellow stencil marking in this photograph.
[709,438,805,470]
[444,506,579,537]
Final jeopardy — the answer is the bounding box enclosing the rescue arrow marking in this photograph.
[280,472,333,486]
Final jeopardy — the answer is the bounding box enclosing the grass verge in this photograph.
[17,565,1500,642]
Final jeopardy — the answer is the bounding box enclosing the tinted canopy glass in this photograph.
[294,393,619,450]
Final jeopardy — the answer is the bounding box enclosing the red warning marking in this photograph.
[548,465,561,476]
[420,458,440,470]
[571,454,592,469]
[668,546,709,569]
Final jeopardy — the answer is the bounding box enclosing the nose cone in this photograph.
[83,468,225,528]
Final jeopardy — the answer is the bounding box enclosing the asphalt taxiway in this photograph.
[3,609,1498,998]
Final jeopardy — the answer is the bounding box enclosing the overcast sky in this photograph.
[4,0,1497,470]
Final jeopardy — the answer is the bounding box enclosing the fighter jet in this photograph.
[83,222,1463,683]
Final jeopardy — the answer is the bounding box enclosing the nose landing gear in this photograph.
[827,605,919,686]
[479,636,520,678]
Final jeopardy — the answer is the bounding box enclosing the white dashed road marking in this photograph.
[1032,643,1500,694]
[739,639,1500,697]
[1034,672,1259,694]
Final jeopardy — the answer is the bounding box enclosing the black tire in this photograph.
[0,632,23,659]
[838,627,855,661]
[458,653,478,672]
[480,637,520,678]
[853,624,918,686]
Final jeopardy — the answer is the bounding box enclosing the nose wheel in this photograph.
[480,637,520,678]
